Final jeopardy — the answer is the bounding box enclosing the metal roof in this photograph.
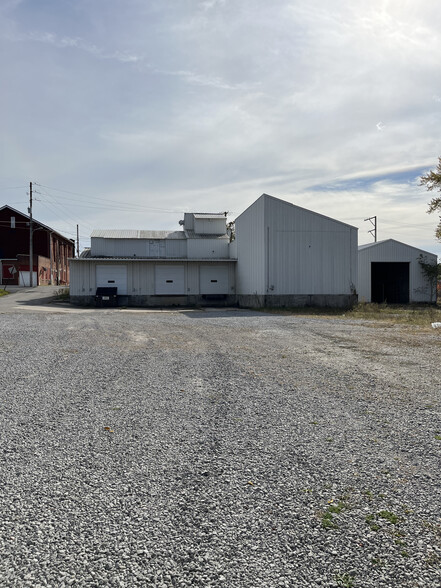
[91,229,186,240]
[193,213,227,219]
[358,238,436,256]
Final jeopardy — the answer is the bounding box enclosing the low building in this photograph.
[70,195,359,308]
[232,194,358,308]
[358,239,438,303]
[69,213,236,306]
[0,205,75,286]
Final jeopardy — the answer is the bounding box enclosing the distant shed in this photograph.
[358,239,438,303]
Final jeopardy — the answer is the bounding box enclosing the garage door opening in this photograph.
[371,262,409,304]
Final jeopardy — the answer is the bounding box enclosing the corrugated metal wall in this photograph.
[193,218,226,235]
[234,197,266,294]
[165,239,187,258]
[187,239,229,259]
[70,260,235,296]
[234,195,357,296]
[91,237,187,258]
[358,240,437,303]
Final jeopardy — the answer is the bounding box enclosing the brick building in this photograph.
[0,205,75,286]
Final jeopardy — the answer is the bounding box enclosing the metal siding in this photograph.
[165,239,187,258]
[92,237,187,258]
[187,239,229,259]
[96,265,128,295]
[184,213,194,231]
[235,196,266,294]
[193,217,226,235]
[247,194,356,296]
[187,263,199,294]
[358,241,437,303]
[155,265,185,294]
[200,265,229,294]
[92,238,146,257]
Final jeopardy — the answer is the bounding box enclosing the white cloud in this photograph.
[1,0,440,256]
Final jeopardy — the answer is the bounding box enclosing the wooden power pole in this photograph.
[29,181,33,287]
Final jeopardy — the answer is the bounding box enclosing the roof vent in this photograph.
[179,219,184,226]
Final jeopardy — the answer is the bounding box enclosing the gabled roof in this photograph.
[0,204,74,243]
[234,194,358,230]
[358,238,436,257]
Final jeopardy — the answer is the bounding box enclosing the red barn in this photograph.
[0,205,75,286]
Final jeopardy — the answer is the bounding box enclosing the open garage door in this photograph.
[371,262,409,303]
[155,265,185,295]
[200,265,229,294]
[96,265,127,295]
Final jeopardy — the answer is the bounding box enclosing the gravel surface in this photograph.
[0,306,440,587]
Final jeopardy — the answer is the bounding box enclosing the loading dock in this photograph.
[96,265,128,295]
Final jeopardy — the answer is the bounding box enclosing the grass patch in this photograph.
[335,573,355,587]
[260,301,441,327]
[0,289,10,297]
[54,288,70,301]
[378,510,400,524]
[321,500,348,529]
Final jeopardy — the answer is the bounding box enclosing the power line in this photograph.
[35,183,183,214]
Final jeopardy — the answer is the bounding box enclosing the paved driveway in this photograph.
[0,285,63,312]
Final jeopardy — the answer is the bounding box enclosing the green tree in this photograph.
[420,156,441,242]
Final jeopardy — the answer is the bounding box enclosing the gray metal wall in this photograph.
[91,237,187,258]
[193,217,226,235]
[358,240,438,303]
[69,259,236,300]
[235,194,357,297]
[234,196,266,294]
[187,238,229,259]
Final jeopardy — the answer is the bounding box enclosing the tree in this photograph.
[420,156,441,242]
[418,254,440,303]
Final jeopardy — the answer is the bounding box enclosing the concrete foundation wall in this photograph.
[237,293,357,309]
[70,294,237,308]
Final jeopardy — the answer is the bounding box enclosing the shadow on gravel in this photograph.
[181,308,271,319]
[0,286,60,307]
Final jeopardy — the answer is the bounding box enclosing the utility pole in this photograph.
[76,224,80,257]
[364,216,377,242]
[28,181,33,287]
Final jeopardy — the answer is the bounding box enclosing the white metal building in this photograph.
[358,239,438,303]
[232,194,358,308]
[70,195,359,308]
[69,213,236,306]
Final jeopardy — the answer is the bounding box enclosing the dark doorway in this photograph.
[371,262,410,303]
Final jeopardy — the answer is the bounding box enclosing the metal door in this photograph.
[155,265,185,294]
[96,265,128,295]
[200,265,229,294]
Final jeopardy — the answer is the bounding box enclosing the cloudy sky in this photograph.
[1,0,441,256]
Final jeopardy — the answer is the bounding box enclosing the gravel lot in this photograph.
[0,304,440,587]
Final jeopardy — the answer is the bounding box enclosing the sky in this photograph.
[1,0,441,257]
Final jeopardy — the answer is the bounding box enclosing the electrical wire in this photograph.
[35,183,184,214]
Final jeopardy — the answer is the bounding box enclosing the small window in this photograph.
[211,280,218,283]
[166,280,173,283]
[108,280,115,283]
[11,216,15,229]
